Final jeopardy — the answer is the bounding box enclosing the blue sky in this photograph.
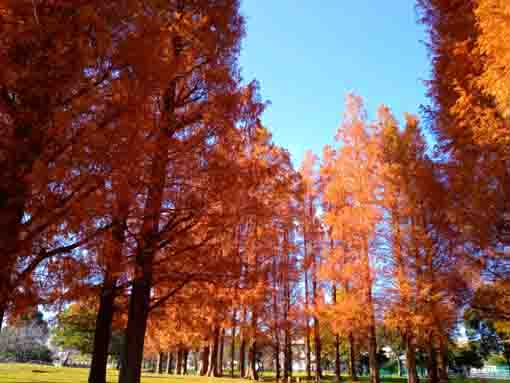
[239,1,430,167]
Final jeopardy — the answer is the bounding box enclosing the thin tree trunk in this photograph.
[406,334,419,383]
[349,333,357,381]
[231,312,236,378]
[166,351,173,374]
[427,340,439,383]
[219,329,225,376]
[240,308,247,378]
[200,346,210,376]
[89,276,116,383]
[284,326,292,380]
[0,305,4,333]
[182,349,188,375]
[304,271,312,380]
[208,327,220,377]
[313,294,321,381]
[176,349,183,375]
[246,338,259,380]
[437,337,448,383]
[157,352,164,374]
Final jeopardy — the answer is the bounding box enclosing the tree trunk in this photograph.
[182,349,188,375]
[426,340,439,383]
[332,284,341,382]
[246,339,259,380]
[231,314,236,378]
[304,270,312,380]
[406,334,419,383]
[312,254,322,382]
[176,349,183,375]
[118,270,152,383]
[0,305,4,333]
[284,326,292,380]
[275,338,281,381]
[200,346,210,376]
[166,351,173,374]
[219,329,225,376]
[349,333,357,381]
[368,323,380,383]
[437,337,448,383]
[208,328,220,377]
[240,309,247,378]
[89,276,116,383]
[157,352,164,374]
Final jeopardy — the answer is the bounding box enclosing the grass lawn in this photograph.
[1,364,509,383]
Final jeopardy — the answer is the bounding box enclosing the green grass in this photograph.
[1,364,509,383]
[0,363,251,383]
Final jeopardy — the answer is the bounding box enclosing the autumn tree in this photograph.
[321,94,383,383]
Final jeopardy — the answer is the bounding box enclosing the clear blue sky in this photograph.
[239,1,430,167]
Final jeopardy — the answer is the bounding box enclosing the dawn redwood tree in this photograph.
[0,0,143,330]
[417,0,509,326]
[116,1,263,382]
[321,94,384,383]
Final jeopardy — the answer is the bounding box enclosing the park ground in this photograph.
[1,364,509,383]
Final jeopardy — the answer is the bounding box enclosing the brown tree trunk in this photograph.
[240,308,247,378]
[284,327,292,380]
[176,349,183,375]
[368,322,380,383]
[89,276,116,383]
[406,334,419,383]
[274,342,281,381]
[200,346,210,376]
[157,352,164,374]
[182,349,188,375]
[427,340,439,383]
[118,268,152,383]
[246,338,259,380]
[312,255,322,382]
[349,333,358,381]
[231,313,236,378]
[208,327,220,377]
[313,311,322,381]
[437,337,449,383]
[332,284,340,382]
[304,270,312,380]
[166,352,173,374]
[218,329,225,376]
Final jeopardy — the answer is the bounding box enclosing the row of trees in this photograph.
[1,2,508,383]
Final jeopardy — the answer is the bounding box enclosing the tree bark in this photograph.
[312,257,322,382]
[157,352,164,374]
[426,340,439,383]
[176,349,183,375]
[405,334,419,383]
[208,327,220,377]
[304,270,312,380]
[231,313,236,378]
[200,346,210,376]
[117,267,152,383]
[89,276,116,383]
[246,339,259,380]
[349,333,358,381]
[182,349,188,375]
[166,351,173,374]
[218,328,225,376]
[437,337,448,383]
[240,308,247,378]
